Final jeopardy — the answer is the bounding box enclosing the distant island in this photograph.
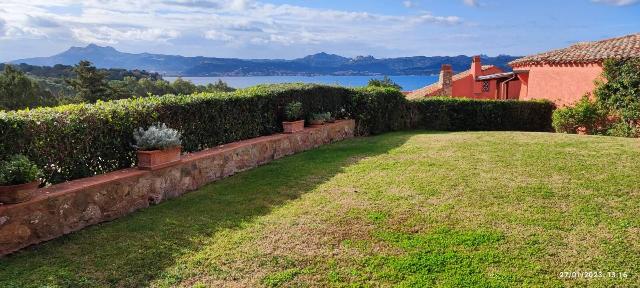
[10,44,519,77]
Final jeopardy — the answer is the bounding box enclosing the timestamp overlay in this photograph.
[558,270,634,281]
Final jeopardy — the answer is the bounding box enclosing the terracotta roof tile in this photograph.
[510,33,640,67]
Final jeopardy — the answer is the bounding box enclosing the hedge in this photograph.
[0,84,554,185]
[409,97,555,132]
[0,84,354,184]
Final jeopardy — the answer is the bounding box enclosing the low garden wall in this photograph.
[0,120,355,256]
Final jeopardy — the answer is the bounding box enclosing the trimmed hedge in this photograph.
[0,84,555,185]
[0,84,352,184]
[348,87,412,135]
[410,97,554,132]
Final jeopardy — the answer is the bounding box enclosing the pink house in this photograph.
[408,33,640,106]
[406,56,521,100]
[510,33,640,106]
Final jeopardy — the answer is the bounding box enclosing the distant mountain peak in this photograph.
[11,45,519,76]
[75,44,117,51]
[351,55,377,62]
[63,44,119,57]
[299,52,347,59]
[295,52,349,67]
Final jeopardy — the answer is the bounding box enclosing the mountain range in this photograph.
[11,44,520,77]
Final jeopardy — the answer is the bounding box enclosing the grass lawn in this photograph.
[1,131,639,287]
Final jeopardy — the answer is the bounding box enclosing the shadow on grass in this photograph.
[0,131,414,288]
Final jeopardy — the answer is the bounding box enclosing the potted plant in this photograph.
[0,155,42,204]
[309,113,327,126]
[282,101,305,133]
[134,123,183,170]
[325,112,336,123]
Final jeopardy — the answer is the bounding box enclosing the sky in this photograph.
[0,0,638,61]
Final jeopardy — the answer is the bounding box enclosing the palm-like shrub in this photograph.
[133,123,182,151]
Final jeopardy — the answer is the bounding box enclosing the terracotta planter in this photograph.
[283,120,305,134]
[0,181,40,204]
[137,146,182,170]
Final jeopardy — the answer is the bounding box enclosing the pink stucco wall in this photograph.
[451,66,504,99]
[507,80,521,100]
[517,63,603,106]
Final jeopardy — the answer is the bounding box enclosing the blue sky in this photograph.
[0,0,638,61]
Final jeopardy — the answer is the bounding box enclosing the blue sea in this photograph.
[164,75,438,91]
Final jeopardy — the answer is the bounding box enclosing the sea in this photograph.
[164,75,439,91]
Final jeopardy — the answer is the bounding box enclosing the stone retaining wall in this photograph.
[0,120,355,256]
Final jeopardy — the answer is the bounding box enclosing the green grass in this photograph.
[1,131,639,287]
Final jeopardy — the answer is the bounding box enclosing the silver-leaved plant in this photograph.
[133,123,182,151]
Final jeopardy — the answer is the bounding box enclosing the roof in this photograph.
[476,70,529,81]
[510,33,640,67]
[406,65,495,99]
[476,72,515,81]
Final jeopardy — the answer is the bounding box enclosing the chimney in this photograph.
[439,64,453,96]
[471,56,482,94]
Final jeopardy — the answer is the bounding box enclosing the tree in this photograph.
[205,79,236,92]
[66,61,111,102]
[367,76,402,90]
[171,77,198,95]
[594,58,640,136]
[0,65,56,110]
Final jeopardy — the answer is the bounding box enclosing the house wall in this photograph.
[451,66,504,99]
[507,78,522,100]
[517,63,603,106]
[507,80,521,100]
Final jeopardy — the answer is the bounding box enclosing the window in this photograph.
[482,80,490,92]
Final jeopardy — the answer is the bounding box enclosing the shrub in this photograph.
[552,96,608,134]
[411,97,555,132]
[133,123,182,151]
[284,101,303,121]
[595,58,640,114]
[325,112,336,122]
[367,76,402,90]
[348,87,412,135]
[606,121,639,138]
[0,155,41,186]
[309,113,327,123]
[555,58,640,137]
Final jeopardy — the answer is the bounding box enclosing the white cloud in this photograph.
[0,0,463,59]
[204,30,234,42]
[0,18,5,37]
[71,27,180,44]
[228,0,253,10]
[463,0,478,7]
[403,1,415,8]
[411,13,461,25]
[592,0,639,5]
[1,0,463,46]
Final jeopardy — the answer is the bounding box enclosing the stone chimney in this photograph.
[471,56,482,94]
[439,64,453,96]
